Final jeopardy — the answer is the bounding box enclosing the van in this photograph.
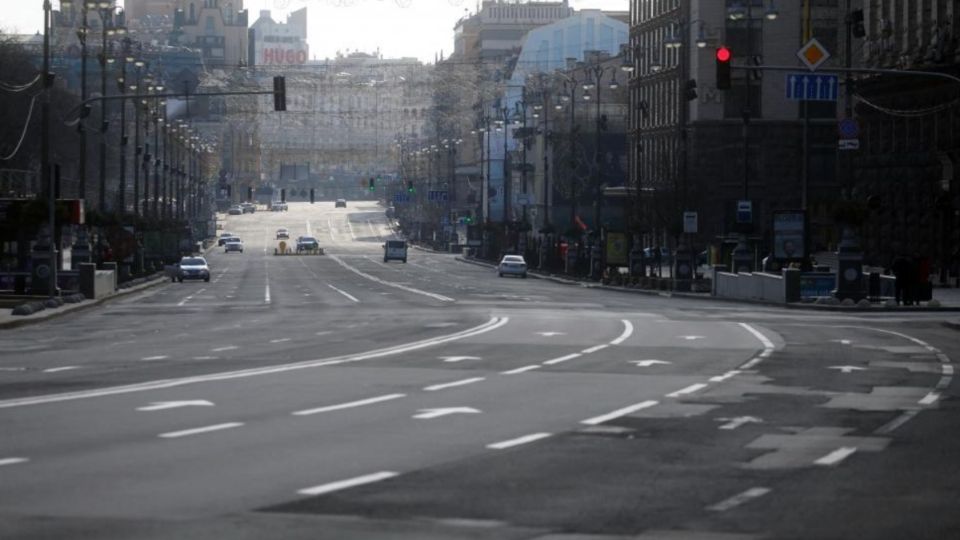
[383,240,407,263]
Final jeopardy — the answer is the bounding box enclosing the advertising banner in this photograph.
[605,232,628,266]
[773,211,805,260]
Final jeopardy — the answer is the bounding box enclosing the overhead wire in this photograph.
[0,93,39,161]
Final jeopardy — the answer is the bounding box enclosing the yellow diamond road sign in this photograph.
[798,38,830,71]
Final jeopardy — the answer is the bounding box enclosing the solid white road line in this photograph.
[329,254,455,302]
[158,422,244,439]
[211,346,238,352]
[0,317,508,409]
[141,356,169,361]
[707,487,771,512]
[298,471,398,496]
[264,261,271,304]
[814,446,858,466]
[666,383,708,398]
[611,320,634,345]
[543,353,581,365]
[0,457,29,466]
[270,338,292,344]
[739,322,775,350]
[328,284,360,303]
[487,433,552,450]
[346,219,357,240]
[582,344,609,354]
[424,377,485,392]
[501,365,541,375]
[43,366,80,373]
[293,394,406,416]
[581,400,659,425]
[177,288,206,307]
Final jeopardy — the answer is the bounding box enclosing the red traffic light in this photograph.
[716,46,732,62]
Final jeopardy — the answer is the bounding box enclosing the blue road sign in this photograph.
[393,193,411,203]
[785,72,839,101]
[428,190,448,202]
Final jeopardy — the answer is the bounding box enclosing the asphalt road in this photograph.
[1,201,958,540]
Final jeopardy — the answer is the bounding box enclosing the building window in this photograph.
[205,16,215,32]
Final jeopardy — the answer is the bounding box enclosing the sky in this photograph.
[2,0,628,63]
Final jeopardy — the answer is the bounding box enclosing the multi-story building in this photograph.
[451,0,575,63]
[851,0,960,279]
[628,0,842,267]
[254,52,432,198]
[171,0,248,68]
[248,8,308,68]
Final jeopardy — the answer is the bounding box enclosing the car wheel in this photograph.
[171,277,176,282]
[177,277,183,283]
[383,258,388,263]
[204,277,210,282]
[402,259,407,263]
[522,273,528,279]
[499,272,503,277]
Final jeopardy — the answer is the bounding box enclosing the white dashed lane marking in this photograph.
[487,433,552,450]
[298,471,398,496]
[707,487,771,512]
[158,422,244,439]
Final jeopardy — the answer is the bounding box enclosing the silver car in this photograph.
[176,256,210,283]
[498,255,528,278]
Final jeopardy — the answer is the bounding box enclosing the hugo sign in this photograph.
[261,47,308,65]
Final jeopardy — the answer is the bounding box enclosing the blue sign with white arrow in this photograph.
[785,72,839,101]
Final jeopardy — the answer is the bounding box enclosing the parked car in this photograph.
[296,236,319,253]
[228,206,243,215]
[383,240,407,263]
[175,256,210,283]
[335,199,347,208]
[271,202,288,211]
[276,228,290,239]
[241,202,256,214]
[218,232,235,246]
[498,255,528,278]
[224,239,244,253]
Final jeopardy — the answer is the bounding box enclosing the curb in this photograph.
[943,320,960,332]
[0,273,169,330]
[453,256,960,312]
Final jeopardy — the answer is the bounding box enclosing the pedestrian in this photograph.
[892,254,909,306]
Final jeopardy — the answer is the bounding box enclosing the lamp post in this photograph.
[129,61,145,216]
[152,84,164,220]
[76,2,91,202]
[95,1,124,212]
[115,43,131,216]
[41,0,57,297]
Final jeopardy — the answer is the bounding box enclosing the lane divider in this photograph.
[293,394,406,416]
[159,422,244,439]
[298,471,398,497]
[329,254,455,303]
[0,317,508,409]
[487,433,552,450]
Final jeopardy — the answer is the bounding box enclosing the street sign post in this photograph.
[683,211,698,234]
[797,38,831,71]
[838,117,860,151]
[785,73,839,101]
[736,200,752,224]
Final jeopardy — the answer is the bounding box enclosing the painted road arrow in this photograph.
[137,400,214,412]
[413,407,481,419]
[630,360,672,367]
[717,416,763,430]
[829,366,867,373]
[439,356,482,363]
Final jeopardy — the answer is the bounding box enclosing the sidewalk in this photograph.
[0,272,169,330]
[455,256,960,315]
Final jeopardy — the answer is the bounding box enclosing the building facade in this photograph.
[628,0,842,265]
[248,8,308,68]
[171,0,248,68]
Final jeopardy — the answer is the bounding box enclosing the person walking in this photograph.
[892,254,910,306]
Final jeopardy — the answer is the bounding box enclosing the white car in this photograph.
[175,256,210,283]
[225,239,244,253]
[276,228,290,239]
[498,255,527,278]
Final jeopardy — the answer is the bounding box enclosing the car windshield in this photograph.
[300,237,316,243]
[503,256,524,263]
[181,258,205,266]
[386,241,405,248]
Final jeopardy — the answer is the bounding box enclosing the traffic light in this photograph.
[280,188,286,203]
[369,177,375,191]
[716,46,732,90]
[273,76,286,111]
[407,180,414,193]
[310,188,315,204]
[684,79,698,101]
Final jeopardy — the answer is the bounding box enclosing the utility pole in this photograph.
[42,0,57,298]
[79,6,88,202]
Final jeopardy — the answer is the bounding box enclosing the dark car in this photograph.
[335,199,347,208]
[296,236,319,253]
